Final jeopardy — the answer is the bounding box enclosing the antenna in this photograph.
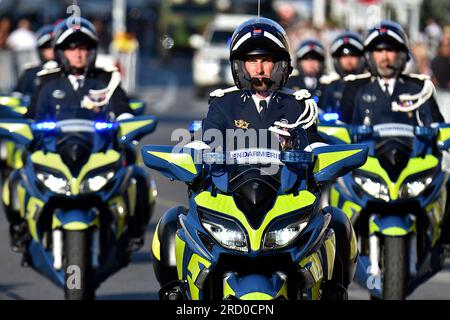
[258,0,261,17]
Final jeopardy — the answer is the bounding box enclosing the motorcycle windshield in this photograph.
[373,123,414,182]
[227,162,282,230]
[40,119,117,177]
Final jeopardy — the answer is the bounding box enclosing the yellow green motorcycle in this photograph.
[0,116,157,299]
[143,142,368,300]
[319,121,450,299]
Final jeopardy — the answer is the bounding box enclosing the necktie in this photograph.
[76,78,84,91]
[259,100,268,119]
[383,82,390,96]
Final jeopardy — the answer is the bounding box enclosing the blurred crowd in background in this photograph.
[0,0,449,91]
[281,15,450,90]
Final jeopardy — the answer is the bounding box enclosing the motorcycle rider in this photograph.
[153,18,358,300]
[202,20,324,152]
[319,32,366,115]
[6,17,149,252]
[25,18,133,121]
[339,21,450,254]
[340,21,444,126]
[286,39,326,103]
[14,24,55,97]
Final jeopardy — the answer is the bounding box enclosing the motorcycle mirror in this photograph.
[281,150,313,172]
[118,115,158,144]
[436,124,450,151]
[141,145,202,183]
[0,119,33,145]
[312,144,369,183]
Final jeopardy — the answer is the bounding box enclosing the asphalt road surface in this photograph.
[1,56,449,300]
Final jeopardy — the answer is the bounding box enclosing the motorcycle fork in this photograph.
[368,214,417,276]
[51,227,100,271]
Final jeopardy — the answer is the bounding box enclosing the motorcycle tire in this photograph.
[64,230,95,300]
[382,236,408,300]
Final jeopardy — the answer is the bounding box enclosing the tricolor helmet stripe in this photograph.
[232,32,252,51]
[232,30,285,52]
[37,34,52,47]
[55,26,98,47]
[330,37,363,54]
[264,31,285,49]
[364,28,406,47]
[296,44,325,59]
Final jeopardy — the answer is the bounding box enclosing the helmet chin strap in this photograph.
[233,59,291,90]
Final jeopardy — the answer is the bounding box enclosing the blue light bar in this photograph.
[35,121,57,131]
[189,121,202,133]
[94,122,114,131]
[322,113,339,122]
[281,150,314,164]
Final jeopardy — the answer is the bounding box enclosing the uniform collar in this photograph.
[251,92,272,106]
[377,77,396,95]
[68,74,86,90]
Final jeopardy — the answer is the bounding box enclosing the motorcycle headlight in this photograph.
[36,171,70,195]
[200,210,248,252]
[262,211,311,250]
[354,174,390,202]
[399,174,433,198]
[80,170,115,193]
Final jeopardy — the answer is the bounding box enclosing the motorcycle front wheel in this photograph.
[382,236,408,300]
[64,230,95,300]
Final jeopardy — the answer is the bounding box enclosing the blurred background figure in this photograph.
[0,16,12,49]
[286,38,326,102]
[14,24,55,97]
[91,18,111,54]
[431,36,450,90]
[319,31,366,114]
[425,18,443,58]
[406,38,432,75]
[6,18,39,77]
[6,18,36,51]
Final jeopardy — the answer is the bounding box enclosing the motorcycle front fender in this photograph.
[54,209,98,231]
[223,273,288,300]
[370,215,414,236]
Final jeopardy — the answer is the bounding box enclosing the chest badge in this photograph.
[52,89,66,99]
[234,119,250,129]
[362,94,377,103]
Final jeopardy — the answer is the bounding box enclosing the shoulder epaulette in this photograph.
[343,72,371,82]
[209,86,239,98]
[289,69,300,77]
[320,73,340,85]
[404,73,431,81]
[97,65,119,73]
[278,87,312,101]
[36,60,60,77]
[22,62,40,70]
